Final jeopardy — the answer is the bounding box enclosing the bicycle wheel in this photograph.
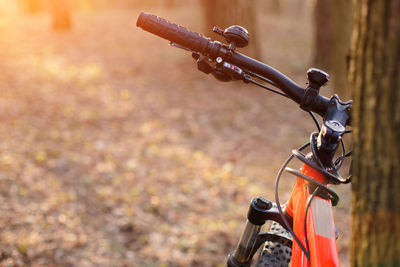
[255,221,292,267]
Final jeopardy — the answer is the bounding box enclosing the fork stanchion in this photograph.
[227,196,272,267]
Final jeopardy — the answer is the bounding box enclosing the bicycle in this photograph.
[136,12,352,267]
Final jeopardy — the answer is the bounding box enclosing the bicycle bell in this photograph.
[213,25,249,49]
[223,25,249,48]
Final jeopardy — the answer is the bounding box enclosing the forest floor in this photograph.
[0,4,351,267]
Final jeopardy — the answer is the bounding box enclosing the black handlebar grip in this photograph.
[136,12,210,54]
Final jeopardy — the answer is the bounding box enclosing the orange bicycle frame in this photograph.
[286,163,339,267]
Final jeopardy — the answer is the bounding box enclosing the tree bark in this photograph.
[266,0,282,15]
[313,0,333,71]
[202,0,261,59]
[348,0,400,266]
[331,0,353,100]
[313,0,353,99]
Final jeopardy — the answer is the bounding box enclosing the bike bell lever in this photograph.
[213,25,249,54]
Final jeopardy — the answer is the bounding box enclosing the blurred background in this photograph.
[0,0,352,266]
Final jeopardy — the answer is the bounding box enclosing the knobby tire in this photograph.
[256,222,292,267]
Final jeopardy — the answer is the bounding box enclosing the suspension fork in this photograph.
[227,197,293,267]
[227,196,292,267]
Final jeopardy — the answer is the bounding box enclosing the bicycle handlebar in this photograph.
[136,13,352,262]
[136,12,210,54]
[136,11,330,117]
[228,52,330,115]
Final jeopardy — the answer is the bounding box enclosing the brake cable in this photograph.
[244,73,352,260]
[245,71,321,132]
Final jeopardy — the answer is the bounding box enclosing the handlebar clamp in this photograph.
[300,68,329,111]
[300,87,319,111]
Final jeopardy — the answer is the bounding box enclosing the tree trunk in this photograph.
[313,0,333,71]
[51,0,72,30]
[202,0,261,59]
[331,0,353,100]
[265,0,282,15]
[348,0,400,266]
[313,0,353,99]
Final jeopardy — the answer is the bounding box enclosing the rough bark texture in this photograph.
[51,0,72,30]
[348,0,400,266]
[202,0,261,59]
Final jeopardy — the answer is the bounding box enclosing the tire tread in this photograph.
[256,222,292,267]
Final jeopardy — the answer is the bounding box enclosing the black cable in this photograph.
[304,189,317,256]
[334,130,352,181]
[275,142,311,261]
[303,179,328,257]
[334,131,352,169]
[275,135,342,261]
[246,73,321,132]
[335,151,352,166]
[308,111,321,131]
[294,134,351,185]
[245,70,278,87]
[333,137,346,172]
[247,69,349,260]
[248,79,288,98]
[284,168,339,206]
